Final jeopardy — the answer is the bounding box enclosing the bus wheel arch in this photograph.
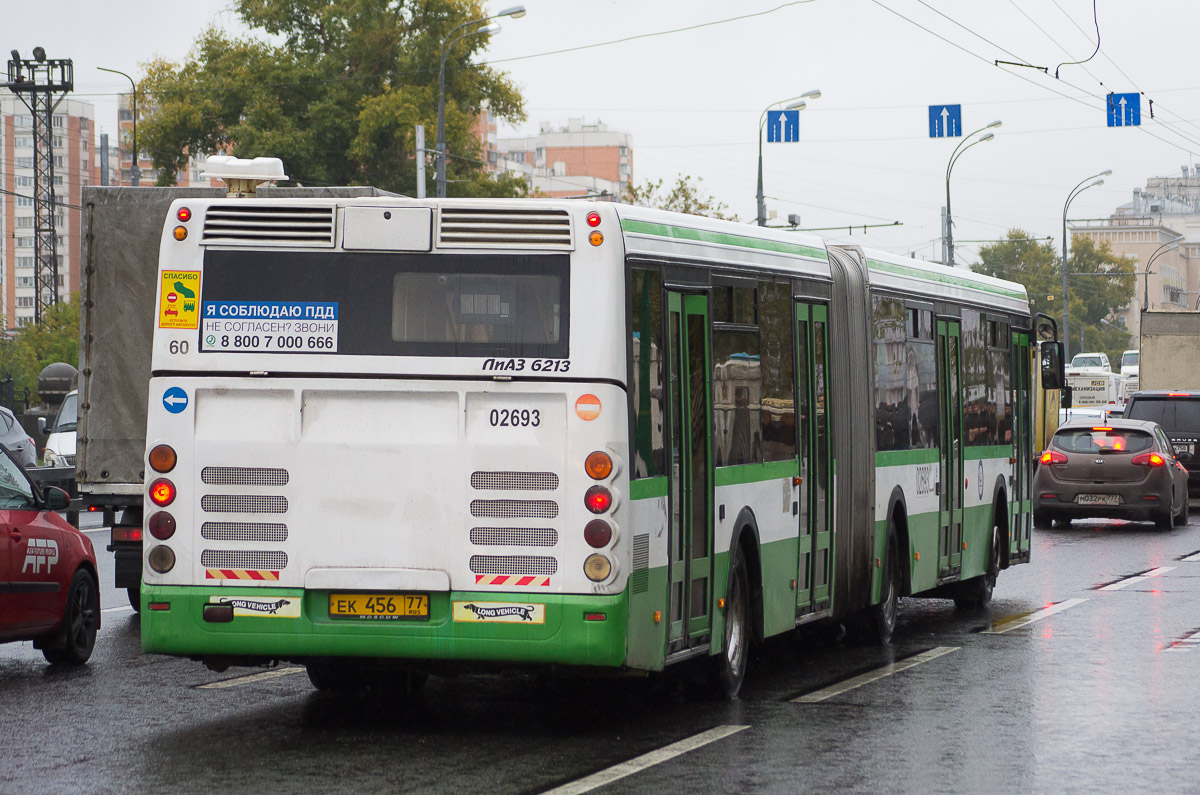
[886,487,912,596]
[713,509,759,698]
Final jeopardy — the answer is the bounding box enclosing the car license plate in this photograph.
[329,593,428,620]
[1076,494,1119,506]
[1174,443,1192,456]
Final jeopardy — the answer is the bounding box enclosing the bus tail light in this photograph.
[176,207,192,222]
[1040,450,1068,465]
[149,511,177,540]
[584,519,612,548]
[585,451,613,480]
[585,485,612,514]
[1132,452,1166,467]
[584,554,612,582]
[149,478,177,507]
[148,444,177,473]
[148,545,176,573]
[586,211,601,227]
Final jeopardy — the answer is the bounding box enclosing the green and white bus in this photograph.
[139,184,1053,696]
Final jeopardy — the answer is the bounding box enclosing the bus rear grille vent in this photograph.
[201,495,289,514]
[631,534,650,594]
[470,499,558,519]
[469,555,558,576]
[438,207,572,250]
[201,550,288,570]
[470,527,558,547]
[202,522,289,543]
[202,467,289,487]
[470,471,559,491]
[202,204,335,247]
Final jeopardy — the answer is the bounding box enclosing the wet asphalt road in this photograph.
[4,508,1200,794]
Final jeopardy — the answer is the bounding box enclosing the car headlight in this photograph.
[43,449,60,466]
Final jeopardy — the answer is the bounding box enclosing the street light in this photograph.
[943,120,1001,267]
[1143,238,1183,312]
[436,5,526,198]
[756,89,820,227]
[98,67,138,186]
[1061,169,1111,359]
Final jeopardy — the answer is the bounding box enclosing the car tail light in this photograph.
[112,525,142,543]
[149,511,176,540]
[585,485,612,514]
[149,478,176,506]
[1092,427,1112,432]
[149,444,177,473]
[1132,452,1166,467]
[1040,450,1068,465]
[585,451,613,480]
[584,519,612,548]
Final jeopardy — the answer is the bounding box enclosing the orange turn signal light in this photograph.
[588,231,603,246]
[585,451,613,480]
[173,225,188,241]
[148,444,177,473]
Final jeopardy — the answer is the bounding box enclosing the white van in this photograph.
[41,389,77,467]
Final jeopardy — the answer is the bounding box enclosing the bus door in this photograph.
[794,302,834,614]
[936,319,963,578]
[665,292,714,652]
[1012,332,1032,557]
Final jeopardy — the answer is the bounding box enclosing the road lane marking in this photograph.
[1099,567,1175,591]
[198,667,306,689]
[539,725,749,795]
[101,606,134,614]
[1163,627,1200,652]
[792,647,959,704]
[1179,551,1200,563]
[983,598,1088,634]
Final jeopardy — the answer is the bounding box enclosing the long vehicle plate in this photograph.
[329,593,428,620]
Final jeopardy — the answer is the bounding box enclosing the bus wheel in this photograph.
[306,659,362,692]
[713,544,751,699]
[955,516,1000,609]
[867,527,900,645]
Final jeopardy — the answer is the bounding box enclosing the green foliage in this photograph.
[973,229,1137,364]
[626,175,739,221]
[0,299,79,403]
[138,0,526,196]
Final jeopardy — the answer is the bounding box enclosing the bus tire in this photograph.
[713,544,751,699]
[954,512,1000,609]
[867,526,900,645]
[306,659,362,692]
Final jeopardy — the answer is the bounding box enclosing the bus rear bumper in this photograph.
[140,585,629,669]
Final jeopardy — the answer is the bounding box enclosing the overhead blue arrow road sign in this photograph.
[1107,92,1141,127]
[767,110,800,143]
[928,104,962,138]
[163,386,189,414]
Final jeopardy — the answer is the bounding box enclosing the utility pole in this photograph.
[3,48,73,324]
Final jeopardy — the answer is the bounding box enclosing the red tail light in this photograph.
[1132,452,1166,467]
[148,511,177,540]
[585,485,612,514]
[149,478,176,506]
[1040,450,1068,465]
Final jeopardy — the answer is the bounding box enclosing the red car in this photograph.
[0,446,100,664]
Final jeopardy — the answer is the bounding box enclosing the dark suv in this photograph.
[1124,391,1200,495]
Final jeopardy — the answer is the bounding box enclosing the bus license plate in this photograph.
[1076,494,1119,506]
[329,593,428,620]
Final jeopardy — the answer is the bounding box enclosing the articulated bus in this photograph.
[140,182,1055,696]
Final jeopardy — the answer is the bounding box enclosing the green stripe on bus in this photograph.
[621,219,829,261]
[875,448,940,467]
[964,445,1014,460]
[630,476,668,500]
[714,459,800,487]
[866,258,1026,301]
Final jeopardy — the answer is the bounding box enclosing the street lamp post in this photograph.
[756,90,820,227]
[98,66,138,186]
[1061,169,1111,359]
[436,5,525,198]
[1142,239,1183,312]
[943,120,1001,267]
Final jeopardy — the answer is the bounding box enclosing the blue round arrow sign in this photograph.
[163,387,189,414]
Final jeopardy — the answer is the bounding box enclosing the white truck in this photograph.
[1139,312,1200,392]
[1064,351,1128,408]
[79,183,388,608]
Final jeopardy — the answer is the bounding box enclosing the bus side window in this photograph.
[759,280,796,462]
[631,268,665,478]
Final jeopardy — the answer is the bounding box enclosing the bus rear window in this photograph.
[202,250,569,358]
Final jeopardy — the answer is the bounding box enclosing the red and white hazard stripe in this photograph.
[206,569,280,581]
[475,574,550,587]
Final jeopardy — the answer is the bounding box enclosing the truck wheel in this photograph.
[127,585,141,612]
[43,570,100,665]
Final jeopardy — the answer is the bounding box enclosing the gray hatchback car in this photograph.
[0,406,36,467]
[1034,419,1189,529]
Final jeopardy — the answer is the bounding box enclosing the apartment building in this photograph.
[0,95,94,330]
[494,118,632,198]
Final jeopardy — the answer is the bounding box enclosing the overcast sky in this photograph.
[10,0,1200,264]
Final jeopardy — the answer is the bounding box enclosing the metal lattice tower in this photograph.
[3,50,73,324]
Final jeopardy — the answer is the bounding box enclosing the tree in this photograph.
[626,175,739,221]
[0,299,80,402]
[973,229,1137,364]
[138,0,527,197]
